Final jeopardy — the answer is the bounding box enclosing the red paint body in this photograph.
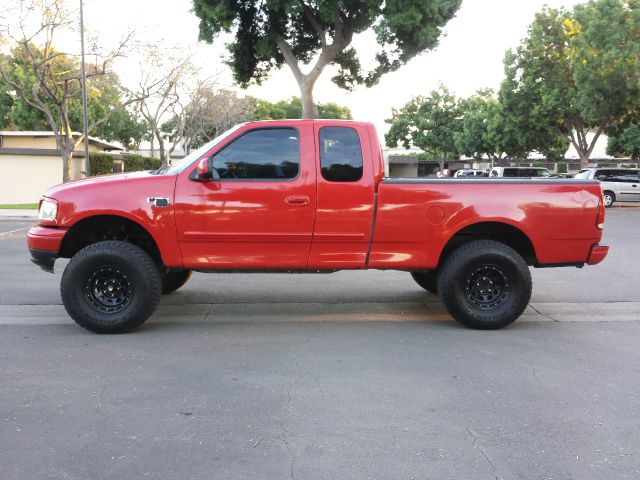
[28,120,608,271]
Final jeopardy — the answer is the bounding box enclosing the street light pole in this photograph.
[79,0,90,177]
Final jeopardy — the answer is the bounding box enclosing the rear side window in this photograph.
[211,128,299,180]
[319,127,363,182]
[598,170,639,183]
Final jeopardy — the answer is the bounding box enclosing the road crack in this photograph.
[466,424,502,480]
[528,305,559,322]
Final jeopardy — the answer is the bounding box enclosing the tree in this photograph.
[136,52,196,164]
[454,89,506,163]
[385,84,462,170]
[607,122,640,159]
[500,1,640,168]
[161,86,255,155]
[192,0,462,118]
[0,0,146,181]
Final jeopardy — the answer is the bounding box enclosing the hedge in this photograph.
[122,153,162,172]
[557,162,568,174]
[88,152,115,176]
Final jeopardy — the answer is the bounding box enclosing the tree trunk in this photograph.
[62,144,73,182]
[299,80,319,119]
[578,151,589,170]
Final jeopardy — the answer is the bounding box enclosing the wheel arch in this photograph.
[438,221,538,267]
[59,214,163,265]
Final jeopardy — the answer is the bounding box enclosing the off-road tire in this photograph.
[411,271,438,294]
[161,269,192,294]
[438,240,532,330]
[603,191,615,208]
[60,241,161,334]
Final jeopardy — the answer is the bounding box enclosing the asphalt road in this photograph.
[1,209,639,479]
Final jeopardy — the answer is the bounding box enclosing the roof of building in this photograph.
[0,131,123,151]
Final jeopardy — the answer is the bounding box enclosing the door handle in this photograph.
[285,195,310,206]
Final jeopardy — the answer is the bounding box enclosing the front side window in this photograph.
[319,127,363,182]
[211,128,299,180]
[595,170,615,182]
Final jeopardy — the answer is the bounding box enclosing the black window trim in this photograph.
[191,126,302,183]
[318,125,364,183]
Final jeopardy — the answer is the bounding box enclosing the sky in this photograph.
[4,0,595,146]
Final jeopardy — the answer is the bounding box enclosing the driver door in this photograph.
[174,124,317,269]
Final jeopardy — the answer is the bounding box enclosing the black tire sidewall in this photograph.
[439,242,531,329]
[61,242,161,333]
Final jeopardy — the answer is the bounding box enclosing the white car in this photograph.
[574,168,640,207]
[489,166,554,178]
[454,169,486,178]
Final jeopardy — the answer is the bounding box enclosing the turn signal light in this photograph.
[596,195,605,230]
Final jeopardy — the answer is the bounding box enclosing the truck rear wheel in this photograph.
[60,241,161,334]
[438,240,531,330]
[161,269,192,294]
[411,271,438,294]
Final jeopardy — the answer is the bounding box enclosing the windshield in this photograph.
[160,124,244,175]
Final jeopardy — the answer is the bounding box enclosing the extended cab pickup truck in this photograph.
[27,120,609,333]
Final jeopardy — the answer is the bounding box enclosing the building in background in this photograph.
[0,131,122,204]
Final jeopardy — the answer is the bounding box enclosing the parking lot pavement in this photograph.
[1,209,639,479]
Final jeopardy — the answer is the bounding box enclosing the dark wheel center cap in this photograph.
[465,264,511,311]
[84,266,134,313]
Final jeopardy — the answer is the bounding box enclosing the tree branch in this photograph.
[301,3,326,46]
[276,35,303,83]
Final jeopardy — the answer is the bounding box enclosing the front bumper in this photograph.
[27,226,66,272]
[29,248,58,272]
[587,243,609,266]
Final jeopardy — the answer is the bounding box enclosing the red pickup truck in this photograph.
[27,120,608,333]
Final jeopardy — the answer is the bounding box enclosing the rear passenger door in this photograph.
[615,170,640,201]
[308,123,376,269]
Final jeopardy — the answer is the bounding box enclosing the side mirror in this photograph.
[193,158,220,182]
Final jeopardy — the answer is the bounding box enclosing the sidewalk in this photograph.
[0,209,38,219]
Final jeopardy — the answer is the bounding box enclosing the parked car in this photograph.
[454,169,486,178]
[489,166,555,178]
[574,168,640,207]
[28,120,608,333]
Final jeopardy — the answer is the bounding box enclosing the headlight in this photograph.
[38,198,58,222]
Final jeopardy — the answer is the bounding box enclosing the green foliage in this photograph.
[122,154,161,172]
[454,89,507,160]
[88,152,115,176]
[251,97,352,120]
[385,84,462,160]
[571,0,640,127]
[607,122,640,159]
[532,161,546,167]
[557,162,568,173]
[498,8,572,160]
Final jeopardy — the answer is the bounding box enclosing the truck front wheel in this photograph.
[438,240,532,330]
[60,241,161,334]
